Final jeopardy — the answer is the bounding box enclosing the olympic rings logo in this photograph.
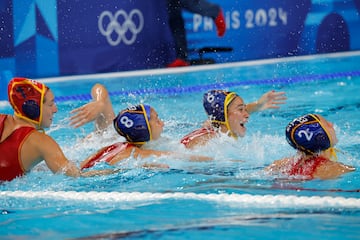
[98,9,144,46]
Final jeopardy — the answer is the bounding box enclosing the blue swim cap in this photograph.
[113,104,152,144]
[203,90,237,125]
[285,114,331,155]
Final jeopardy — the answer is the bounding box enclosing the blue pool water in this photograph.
[1,51,360,239]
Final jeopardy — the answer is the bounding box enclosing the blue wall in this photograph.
[184,0,360,63]
[1,0,360,83]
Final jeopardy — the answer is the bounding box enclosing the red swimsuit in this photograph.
[81,142,134,170]
[0,114,35,181]
[286,156,329,179]
[180,127,216,147]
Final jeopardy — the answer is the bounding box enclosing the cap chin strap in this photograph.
[211,121,238,139]
[14,114,42,129]
[131,141,146,146]
[37,127,45,133]
[208,92,239,139]
[325,147,339,162]
[224,93,238,139]
[228,128,238,139]
[141,104,152,141]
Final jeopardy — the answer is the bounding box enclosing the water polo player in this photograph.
[80,104,211,169]
[266,114,355,180]
[0,77,113,181]
[181,89,286,148]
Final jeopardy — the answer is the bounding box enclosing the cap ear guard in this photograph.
[8,77,46,125]
[285,114,331,154]
[22,100,40,119]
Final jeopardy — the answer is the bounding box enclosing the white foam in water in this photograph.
[0,101,10,107]
[1,191,359,209]
[1,52,359,218]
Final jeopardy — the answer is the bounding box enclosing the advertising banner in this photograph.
[0,0,359,83]
[184,0,360,63]
[57,0,175,75]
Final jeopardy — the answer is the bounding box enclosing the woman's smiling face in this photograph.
[227,96,249,137]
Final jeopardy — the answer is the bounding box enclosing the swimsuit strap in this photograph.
[81,142,134,170]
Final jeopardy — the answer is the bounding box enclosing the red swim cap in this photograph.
[7,77,47,125]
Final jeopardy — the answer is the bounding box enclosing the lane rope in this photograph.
[54,70,360,102]
[1,191,360,208]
